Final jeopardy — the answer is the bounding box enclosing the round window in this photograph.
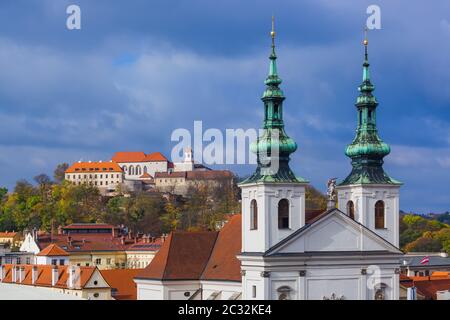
[184,292,191,297]
[93,293,99,298]
[93,280,98,285]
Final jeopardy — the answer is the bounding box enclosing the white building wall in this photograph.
[201,281,242,300]
[336,184,400,247]
[240,183,307,253]
[119,161,168,180]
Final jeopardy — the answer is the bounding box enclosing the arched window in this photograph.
[123,166,127,173]
[346,201,355,220]
[144,166,148,174]
[273,104,279,119]
[129,166,134,175]
[375,200,385,229]
[250,199,258,230]
[278,199,290,229]
[136,165,141,176]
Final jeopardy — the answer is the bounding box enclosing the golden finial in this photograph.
[363,27,369,46]
[271,16,276,41]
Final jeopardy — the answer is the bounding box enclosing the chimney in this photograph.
[11,266,17,283]
[51,266,58,287]
[32,265,38,285]
[68,266,76,289]
[19,266,25,283]
[0,265,4,282]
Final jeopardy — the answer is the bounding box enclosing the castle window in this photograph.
[250,199,258,230]
[375,200,385,229]
[278,199,290,229]
[346,201,355,220]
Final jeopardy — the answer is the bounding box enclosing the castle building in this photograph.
[65,161,124,193]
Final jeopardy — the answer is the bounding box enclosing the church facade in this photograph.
[134,22,404,300]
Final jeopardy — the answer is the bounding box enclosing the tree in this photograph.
[53,163,69,184]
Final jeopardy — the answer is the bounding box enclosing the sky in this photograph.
[0,0,449,213]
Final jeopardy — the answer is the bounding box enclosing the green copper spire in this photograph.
[242,17,307,184]
[339,34,401,186]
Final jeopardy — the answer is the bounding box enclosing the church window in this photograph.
[136,165,142,175]
[375,200,385,229]
[250,199,258,230]
[278,199,290,229]
[277,286,292,300]
[129,166,134,175]
[346,201,355,220]
[144,166,148,174]
[273,104,279,119]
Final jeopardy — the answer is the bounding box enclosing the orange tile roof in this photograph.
[65,161,123,173]
[135,232,218,280]
[0,232,18,238]
[37,234,132,252]
[37,244,69,257]
[144,152,168,162]
[135,214,243,283]
[112,152,168,163]
[139,172,153,179]
[100,269,142,300]
[1,265,98,289]
[202,215,241,282]
[413,279,450,300]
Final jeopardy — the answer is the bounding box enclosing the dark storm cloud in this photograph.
[0,0,448,212]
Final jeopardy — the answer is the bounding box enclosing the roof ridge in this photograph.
[161,233,174,280]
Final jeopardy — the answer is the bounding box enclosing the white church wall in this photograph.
[201,281,242,300]
[337,185,400,247]
[241,183,306,253]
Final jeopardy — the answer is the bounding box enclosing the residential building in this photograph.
[0,264,112,300]
[126,236,163,269]
[400,252,450,277]
[21,224,131,269]
[0,232,21,248]
[35,244,69,266]
[0,243,34,266]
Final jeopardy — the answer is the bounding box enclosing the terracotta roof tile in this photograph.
[37,244,69,257]
[201,215,241,282]
[1,265,97,289]
[112,152,168,163]
[66,161,123,173]
[413,279,450,300]
[0,232,18,238]
[100,269,142,300]
[136,232,218,280]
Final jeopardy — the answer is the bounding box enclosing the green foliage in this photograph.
[400,214,450,253]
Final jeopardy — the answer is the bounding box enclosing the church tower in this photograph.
[239,18,308,254]
[336,34,402,247]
